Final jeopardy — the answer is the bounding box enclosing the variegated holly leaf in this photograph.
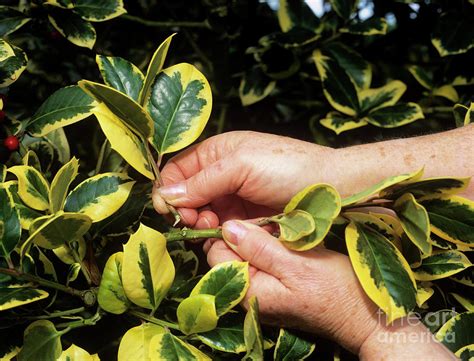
[416,283,434,308]
[277,0,320,32]
[90,182,150,237]
[408,65,434,90]
[27,86,96,137]
[340,17,387,35]
[359,80,407,113]
[17,320,62,361]
[145,63,212,154]
[49,157,79,213]
[283,183,341,250]
[177,294,219,335]
[0,44,27,87]
[239,66,276,106]
[58,344,99,361]
[0,286,49,311]
[394,193,431,256]
[122,224,175,312]
[71,0,126,22]
[243,296,264,361]
[453,103,474,128]
[98,252,130,314]
[381,177,470,200]
[274,329,316,361]
[320,111,367,134]
[450,293,474,312]
[420,196,474,246]
[432,12,474,57]
[455,344,474,360]
[432,85,459,103]
[197,312,247,353]
[117,323,164,361]
[47,7,96,49]
[8,166,50,211]
[313,49,359,116]
[23,211,92,251]
[342,168,423,206]
[139,33,175,105]
[344,212,400,246]
[413,251,472,281]
[436,312,474,352]
[148,331,211,360]
[191,261,249,316]
[92,103,154,180]
[345,221,417,323]
[0,6,31,36]
[5,182,42,230]
[64,172,135,223]
[364,102,424,128]
[271,210,315,242]
[96,55,144,102]
[0,185,21,260]
[0,38,14,62]
[79,80,154,139]
[325,42,371,89]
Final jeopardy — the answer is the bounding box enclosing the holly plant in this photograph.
[0,29,473,361]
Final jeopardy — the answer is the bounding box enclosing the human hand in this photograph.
[205,219,381,354]
[152,131,332,227]
[207,220,457,360]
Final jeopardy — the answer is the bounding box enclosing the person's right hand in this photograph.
[152,131,332,227]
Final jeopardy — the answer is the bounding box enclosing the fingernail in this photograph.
[222,220,248,247]
[152,194,170,215]
[158,182,186,202]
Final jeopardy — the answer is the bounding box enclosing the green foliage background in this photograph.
[1,0,473,360]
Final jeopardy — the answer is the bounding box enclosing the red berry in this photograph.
[0,110,5,122]
[4,136,19,151]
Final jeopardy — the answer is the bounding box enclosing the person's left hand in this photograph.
[205,219,381,355]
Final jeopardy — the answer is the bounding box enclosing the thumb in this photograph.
[157,159,245,208]
[221,220,293,278]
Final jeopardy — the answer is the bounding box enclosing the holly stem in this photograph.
[0,267,92,302]
[56,309,102,330]
[164,228,223,242]
[128,309,180,330]
[20,307,86,321]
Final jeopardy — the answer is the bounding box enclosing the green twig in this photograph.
[121,14,209,29]
[0,267,91,301]
[164,228,223,242]
[94,139,109,175]
[128,309,180,330]
[56,309,102,330]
